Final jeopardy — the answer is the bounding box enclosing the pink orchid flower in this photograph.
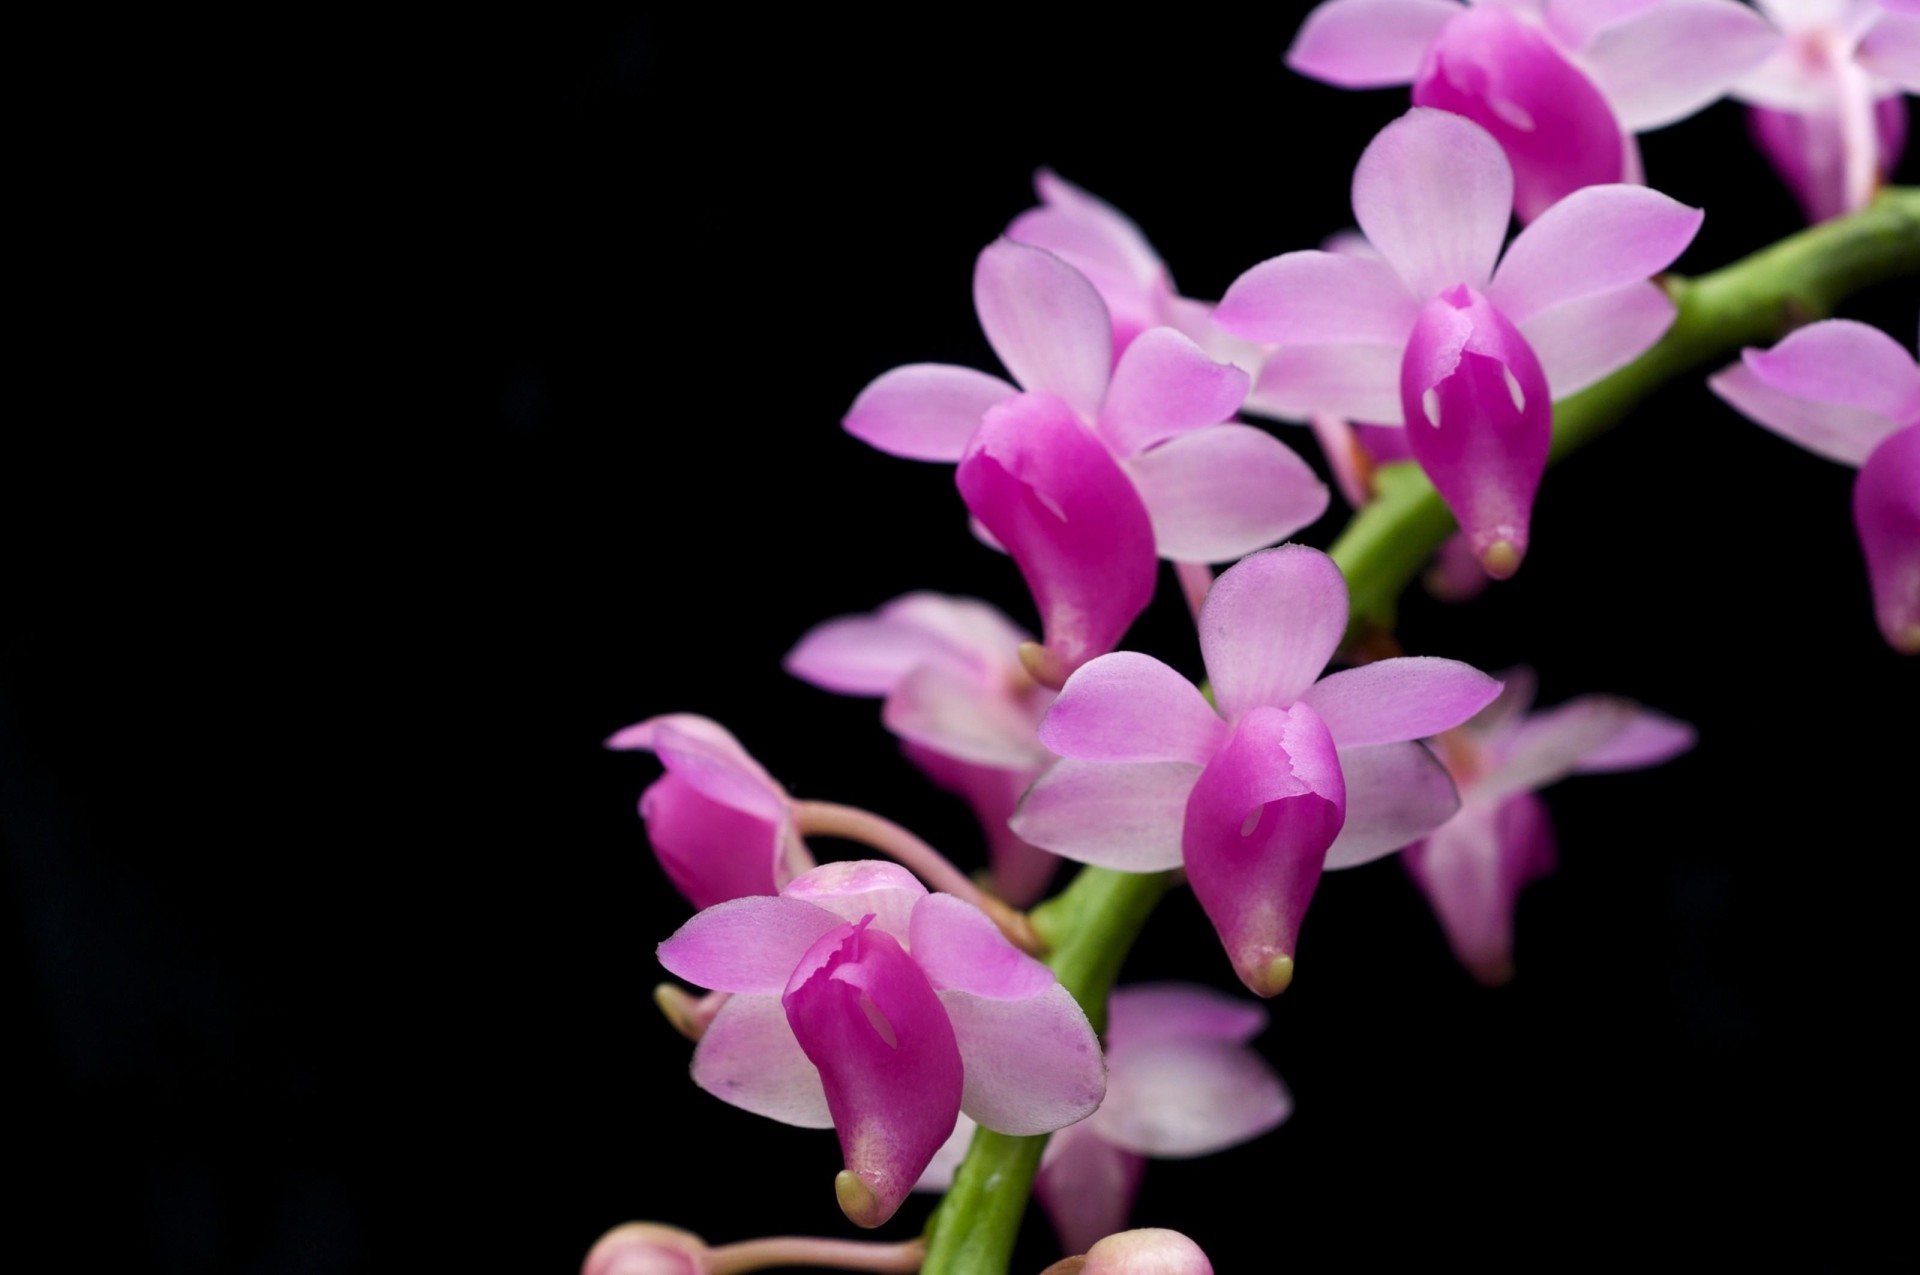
[1010,544,1502,995]
[1287,0,1779,221]
[845,239,1327,687]
[1733,0,1920,222]
[658,861,1105,1230]
[785,592,1065,905]
[1709,318,1920,652]
[918,983,1288,1256]
[1404,669,1696,984]
[604,714,815,911]
[1217,108,1702,577]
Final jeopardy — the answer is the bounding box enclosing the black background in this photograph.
[6,11,1916,1273]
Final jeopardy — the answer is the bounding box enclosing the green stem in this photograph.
[918,868,1173,1275]
[1333,185,1920,632]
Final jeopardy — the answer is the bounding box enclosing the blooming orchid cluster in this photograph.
[585,13,1917,1274]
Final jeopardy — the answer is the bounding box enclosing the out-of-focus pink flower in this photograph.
[604,715,815,911]
[1405,669,1696,983]
[582,1223,708,1275]
[786,593,1063,905]
[1218,109,1701,576]
[846,239,1327,687]
[1011,545,1500,995]
[1709,318,1920,652]
[658,861,1104,1229]
[1287,0,1779,221]
[1734,1,1920,221]
[1051,1228,1214,1275]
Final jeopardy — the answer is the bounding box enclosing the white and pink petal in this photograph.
[1010,759,1199,872]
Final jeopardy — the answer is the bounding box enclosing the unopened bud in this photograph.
[1060,1228,1213,1275]
[582,1222,708,1275]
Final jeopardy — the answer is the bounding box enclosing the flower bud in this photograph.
[582,1223,708,1275]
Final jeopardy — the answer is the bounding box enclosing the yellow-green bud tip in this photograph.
[653,984,704,1041]
[1480,539,1521,579]
[835,1170,886,1229]
[1018,641,1069,691]
[1895,623,1920,656]
[1249,954,1294,997]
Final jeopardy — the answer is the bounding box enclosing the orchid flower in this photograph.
[1010,544,1501,995]
[785,592,1065,905]
[1042,1229,1214,1275]
[844,239,1328,687]
[1732,0,1920,222]
[657,861,1105,1229]
[1287,0,1779,221]
[1405,669,1696,984]
[917,983,1288,1256]
[1217,108,1702,576]
[1708,318,1920,652]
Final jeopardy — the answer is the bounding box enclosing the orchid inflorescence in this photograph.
[588,8,1917,1272]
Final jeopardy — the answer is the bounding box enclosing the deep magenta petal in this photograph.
[783,920,963,1228]
[1400,287,1553,576]
[1182,705,1347,996]
[1403,791,1558,985]
[1854,423,1920,653]
[1412,8,1626,221]
[1746,96,1908,224]
[956,393,1158,683]
[640,775,796,910]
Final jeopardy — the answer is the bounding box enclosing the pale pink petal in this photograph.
[1708,360,1904,465]
[784,921,964,1228]
[1743,319,1920,422]
[658,895,845,994]
[1472,664,1540,738]
[691,993,832,1128]
[1746,96,1908,223]
[1401,286,1554,576]
[1854,422,1920,653]
[1411,13,1624,222]
[879,592,1035,667]
[1403,792,1557,984]
[1573,705,1699,772]
[1125,424,1331,564]
[973,239,1114,422]
[1040,651,1228,766]
[842,363,1016,462]
[648,720,789,821]
[1858,15,1920,91]
[1298,656,1504,747]
[1352,107,1514,295]
[1286,0,1465,87]
[1576,0,1781,130]
[1489,185,1701,323]
[1200,544,1349,719]
[784,614,965,697]
[1010,169,1167,353]
[1544,0,1664,50]
[909,892,1056,1000]
[1035,1125,1145,1258]
[1106,982,1268,1047]
[1182,704,1347,995]
[1090,1037,1291,1157]
[604,713,774,784]
[1098,327,1251,458]
[1244,342,1407,425]
[1517,280,1676,398]
[956,393,1159,684]
[1480,695,1657,798]
[884,662,1053,769]
[639,775,795,910]
[901,743,1061,907]
[1009,759,1199,872]
[941,982,1106,1135]
[1212,250,1420,347]
[783,860,927,940]
[1323,740,1462,869]
[1313,414,1375,509]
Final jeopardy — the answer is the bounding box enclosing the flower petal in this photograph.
[1244,342,1407,425]
[658,895,846,994]
[1286,0,1464,88]
[1410,12,1624,223]
[973,238,1113,421]
[1489,185,1702,324]
[1708,360,1905,466]
[1745,96,1908,224]
[1098,327,1250,458]
[784,920,964,1228]
[884,662,1053,769]
[639,775,797,910]
[1040,651,1228,766]
[1200,544,1349,719]
[1854,422,1920,653]
[1035,1126,1146,1259]
[1517,280,1676,398]
[1298,656,1504,748]
[878,592,1035,665]
[956,393,1159,684]
[1323,740,1462,869]
[842,363,1016,462]
[1213,250,1420,347]
[1090,1036,1291,1157]
[1106,982,1269,1049]
[1182,704,1347,996]
[1401,286,1554,576]
[909,892,1057,1000]
[1480,695,1661,798]
[1010,758,1198,872]
[784,612,967,697]
[1575,0,1781,130]
[1572,704,1699,773]
[1858,14,1920,93]
[691,993,832,1128]
[1743,319,1920,423]
[1403,792,1557,985]
[645,719,789,821]
[1125,425,1333,564]
[941,982,1106,1135]
[1353,107,1514,295]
